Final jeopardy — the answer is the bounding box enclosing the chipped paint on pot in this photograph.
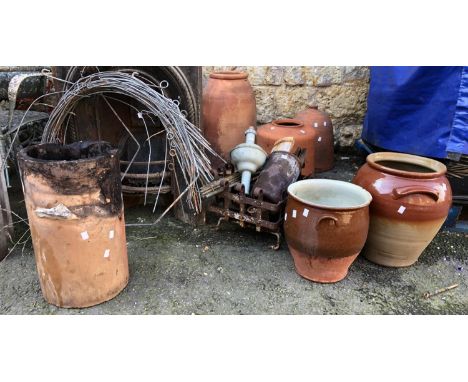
[353,152,452,267]
[17,141,129,308]
[284,179,372,283]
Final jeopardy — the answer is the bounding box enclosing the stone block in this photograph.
[274,86,317,119]
[265,66,284,85]
[303,66,343,87]
[283,66,304,85]
[254,86,277,124]
[342,66,370,82]
[338,124,363,147]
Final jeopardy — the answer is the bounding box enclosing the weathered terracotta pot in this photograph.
[353,152,452,267]
[295,105,334,172]
[202,71,256,168]
[17,141,129,308]
[284,179,372,283]
[257,119,316,177]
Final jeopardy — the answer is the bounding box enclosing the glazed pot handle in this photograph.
[316,215,338,228]
[392,186,439,201]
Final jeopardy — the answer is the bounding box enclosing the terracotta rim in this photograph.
[366,152,447,179]
[209,71,248,80]
[19,143,114,165]
[272,119,304,128]
[287,179,372,211]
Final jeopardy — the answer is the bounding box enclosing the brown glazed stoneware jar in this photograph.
[284,179,372,283]
[295,105,334,172]
[257,119,316,177]
[353,152,452,267]
[17,141,129,308]
[202,71,256,169]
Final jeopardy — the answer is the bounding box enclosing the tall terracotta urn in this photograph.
[353,152,452,267]
[257,119,316,177]
[18,141,129,308]
[295,105,334,172]
[284,179,372,283]
[202,71,256,169]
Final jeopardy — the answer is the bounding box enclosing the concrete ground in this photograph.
[0,155,466,314]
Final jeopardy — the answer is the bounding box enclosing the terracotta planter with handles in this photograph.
[257,119,316,177]
[284,179,372,283]
[202,71,256,169]
[295,105,334,172]
[17,141,129,308]
[353,152,452,267]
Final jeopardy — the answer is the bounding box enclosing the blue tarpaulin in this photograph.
[362,66,468,159]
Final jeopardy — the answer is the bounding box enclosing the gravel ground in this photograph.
[0,155,466,314]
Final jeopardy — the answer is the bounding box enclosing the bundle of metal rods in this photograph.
[199,173,241,200]
[41,71,221,213]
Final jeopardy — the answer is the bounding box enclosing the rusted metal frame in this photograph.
[270,233,281,250]
[239,187,246,228]
[223,182,231,223]
[209,181,285,229]
[254,190,264,232]
[207,179,285,249]
[200,172,241,200]
[223,191,283,213]
[208,205,282,231]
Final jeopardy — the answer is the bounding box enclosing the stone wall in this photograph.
[203,66,370,149]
